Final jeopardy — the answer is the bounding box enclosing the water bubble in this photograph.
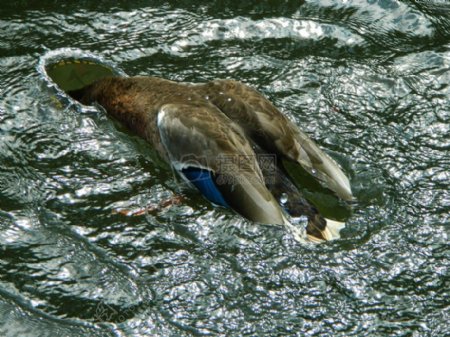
[291,215,308,225]
[280,193,288,205]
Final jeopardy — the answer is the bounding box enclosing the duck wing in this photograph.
[195,79,353,201]
[156,102,294,228]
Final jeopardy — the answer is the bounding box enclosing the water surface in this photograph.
[0,1,449,336]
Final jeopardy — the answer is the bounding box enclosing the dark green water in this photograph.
[1,1,449,336]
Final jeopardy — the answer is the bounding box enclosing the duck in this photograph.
[67,76,353,243]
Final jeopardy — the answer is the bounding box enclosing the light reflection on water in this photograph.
[0,1,449,336]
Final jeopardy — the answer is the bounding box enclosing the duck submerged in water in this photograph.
[68,76,352,243]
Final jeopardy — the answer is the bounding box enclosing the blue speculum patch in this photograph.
[181,167,229,207]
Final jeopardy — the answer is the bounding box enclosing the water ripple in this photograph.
[0,2,449,336]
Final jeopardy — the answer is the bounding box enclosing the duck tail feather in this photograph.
[323,218,345,240]
[306,216,345,243]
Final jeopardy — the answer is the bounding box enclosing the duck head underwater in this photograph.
[42,50,353,243]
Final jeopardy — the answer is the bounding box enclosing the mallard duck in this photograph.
[68,76,352,243]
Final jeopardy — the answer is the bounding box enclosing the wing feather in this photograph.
[157,103,291,226]
[195,80,353,201]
